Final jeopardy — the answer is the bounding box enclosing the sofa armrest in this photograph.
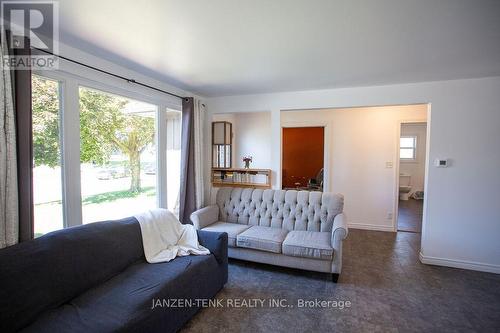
[331,213,348,274]
[190,205,219,229]
[197,230,228,283]
[332,213,348,244]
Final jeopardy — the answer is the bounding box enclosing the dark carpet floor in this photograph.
[181,229,500,333]
[398,199,423,233]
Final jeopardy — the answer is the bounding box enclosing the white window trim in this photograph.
[33,67,182,229]
[400,135,418,162]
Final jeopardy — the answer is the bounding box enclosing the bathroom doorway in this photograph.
[397,121,427,233]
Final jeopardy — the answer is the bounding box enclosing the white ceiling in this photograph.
[59,0,500,97]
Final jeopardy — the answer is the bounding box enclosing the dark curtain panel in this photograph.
[179,97,196,224]
[7,33,34,241]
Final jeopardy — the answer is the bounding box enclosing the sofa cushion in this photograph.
[202,222,250,247]
[21,255,224,333]
[282,231,333,260]
[236,226,289,253]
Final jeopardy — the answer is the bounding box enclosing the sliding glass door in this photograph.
[79,86,158,223]
[32,75,64,236]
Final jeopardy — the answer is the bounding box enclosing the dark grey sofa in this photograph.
[0,217,228,333]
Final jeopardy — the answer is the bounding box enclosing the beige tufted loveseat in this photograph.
[190,188,348,281]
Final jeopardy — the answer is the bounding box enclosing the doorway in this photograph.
[397,122,427,233]
[282,127,324,190]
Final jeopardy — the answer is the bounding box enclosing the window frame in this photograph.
[400,135,418,162]
[32,67,182,231]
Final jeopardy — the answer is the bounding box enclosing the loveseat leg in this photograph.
[331,273,339,283]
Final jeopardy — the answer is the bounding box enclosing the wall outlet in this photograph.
[387,212,393,219]
[386,161,393,168]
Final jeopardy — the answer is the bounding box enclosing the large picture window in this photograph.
[79,87,158,223]
[31,72,182,235]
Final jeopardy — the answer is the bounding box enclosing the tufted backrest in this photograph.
[216,188,343,232]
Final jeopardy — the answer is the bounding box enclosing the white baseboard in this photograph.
[347,222,395,232]
[419,252,500,274]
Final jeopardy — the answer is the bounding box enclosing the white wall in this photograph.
[233,112,272,169]
[53,41,196,106]
[400,123,427,194]
[281,105,427,232]
[205,76,500,274]
[213,112,272,169]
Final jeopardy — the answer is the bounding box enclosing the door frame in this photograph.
[394,118,429,232]
[280,121,331,192]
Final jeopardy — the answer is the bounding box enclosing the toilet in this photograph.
[399,174,412,200]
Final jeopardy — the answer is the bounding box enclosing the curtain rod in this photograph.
[32,47,186,100]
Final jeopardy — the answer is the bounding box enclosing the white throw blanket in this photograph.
[134,209,210,263]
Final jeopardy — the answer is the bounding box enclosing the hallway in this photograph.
[398,199,423,233]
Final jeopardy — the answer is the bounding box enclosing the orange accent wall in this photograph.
[282,127,324,188]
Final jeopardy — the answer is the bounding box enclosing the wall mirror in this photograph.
[212,121,232,168]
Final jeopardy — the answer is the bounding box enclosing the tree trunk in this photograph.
[129,151,141,192]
